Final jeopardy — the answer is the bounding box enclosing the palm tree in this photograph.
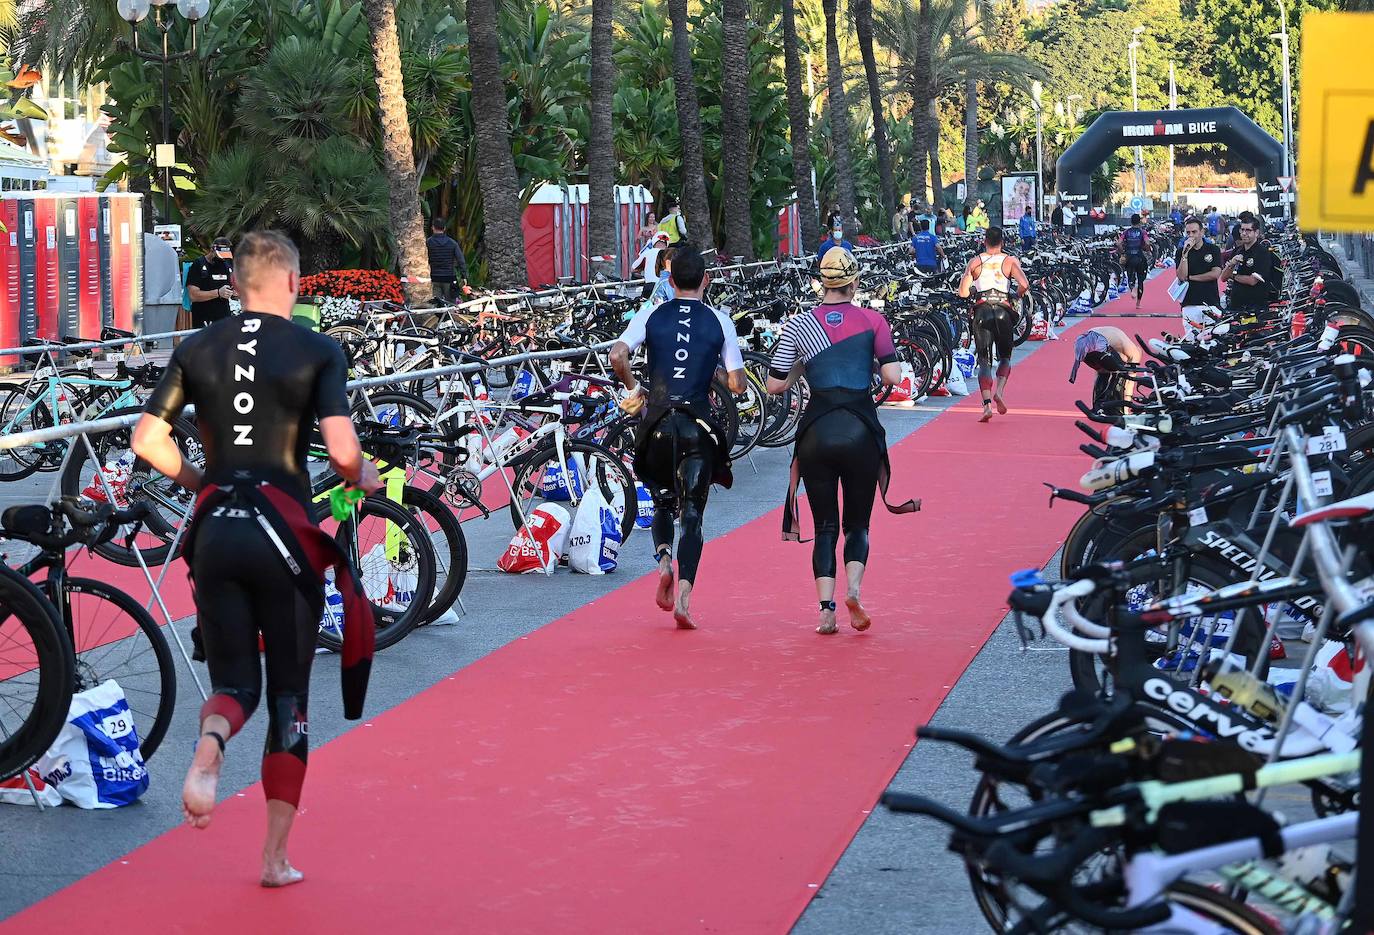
[720,0,754,260]
[780,0,820,249]
[853,0,894,217]
[588,0,617,276]
[360,0,432,302]
[666,0,711,244]
[466,0,529,287]
[821,0,857,237]
[875,0,1041,208]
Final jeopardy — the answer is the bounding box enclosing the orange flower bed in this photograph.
[300,269,405,304]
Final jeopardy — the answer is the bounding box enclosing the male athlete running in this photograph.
[132,230,382,887]
[958,227,1029,422]
[610,247,745,629]
[1117,213,1151,308]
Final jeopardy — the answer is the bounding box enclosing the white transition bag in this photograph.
[33,680,149,808]
[568,485,626,575]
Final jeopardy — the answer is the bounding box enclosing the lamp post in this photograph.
[1031,81,1044,223]
[1168,61,1177,209]
[1128,26,1146,200]
[116,0,210,223]
[1271,0,1294,218]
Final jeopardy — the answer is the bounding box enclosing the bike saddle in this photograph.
[1,504,51,537]
[100,326,136,341]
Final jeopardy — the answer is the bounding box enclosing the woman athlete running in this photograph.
[132,230,382,887]
[767,247,919,634]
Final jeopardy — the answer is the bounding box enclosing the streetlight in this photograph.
[1128,26,1146,200]
[117,0,211,223]
[1031,81,1044,223]
[1271,0,1294,217]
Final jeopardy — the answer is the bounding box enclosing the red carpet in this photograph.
[7,285,1160,934]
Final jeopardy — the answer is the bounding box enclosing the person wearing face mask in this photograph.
[817,222,854,260]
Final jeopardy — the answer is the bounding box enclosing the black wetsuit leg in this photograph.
[973,303,1016,392]
[797,411,881,578]
[1126,255,1147,298]
[191,510,322,807]
[638,412,715,584]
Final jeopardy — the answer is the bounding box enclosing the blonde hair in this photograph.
[233,230,300,293]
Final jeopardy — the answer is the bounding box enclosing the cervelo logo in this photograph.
[232,317,263,446]
[1122,119,1218,138]
[1142,677,1278,752]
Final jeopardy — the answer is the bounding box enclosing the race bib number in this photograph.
[1306,430,1347,455]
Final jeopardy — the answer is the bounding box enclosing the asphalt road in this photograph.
[0,330,1094,930]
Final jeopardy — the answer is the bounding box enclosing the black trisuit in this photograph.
[144,311,352,806]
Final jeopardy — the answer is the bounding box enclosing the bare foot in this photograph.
[182,735,223,830]
[260,860,305,888]
[846,595,872,632]
[816,608,838,635]
[993,394,1008,415]
[979,404,994,423]
[655,565,675,612]
[673,605,697,630]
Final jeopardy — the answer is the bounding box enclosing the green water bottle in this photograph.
[329,485,366,521]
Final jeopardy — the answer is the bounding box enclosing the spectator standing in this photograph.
[909,220,944,274]
[958,205,971,231]
[817,222,854,259]
[425,217,468,304]
[631,231,671,295]
[1205,206,1221,239]
[658,202,688,244]
[1050,201,1065,230]
[638,211,659,248]
[891,203,911,240]
[142,226,184,345]
[186,237,235,328]
[1017,211,1038,253]
[970,201,990,231]
[1173,215,1223,339]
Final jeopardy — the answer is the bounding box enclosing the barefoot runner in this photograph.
[766,247,920,634]
[957,227,1029,422]
[132,230,382,887]
[610,246,746,629]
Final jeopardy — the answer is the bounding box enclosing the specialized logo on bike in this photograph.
[825,311,843,326]
[232,317,262,446]
[1197,529,1321,617]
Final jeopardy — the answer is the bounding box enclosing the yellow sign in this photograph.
[1299,13,1374,231]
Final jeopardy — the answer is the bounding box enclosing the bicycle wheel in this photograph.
[0,565,73,782]
[0,384,56,481]
[402,484,467,624]
[59,407,203,567]
[1164,881,1279,934]
[729,377,767,459]
[61,577,175,762]
[314,495,437,653]
[509,439,637,543]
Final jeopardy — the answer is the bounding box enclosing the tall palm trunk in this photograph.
[929,100,943,211]
[908,0,934,207]
[360,0,431,303]
[963,78,978,208]
[854,0,894,216]
[822,0,857,237]
[720,0,754,261]
[588,0,617,276]
[465,0,528,287]
[667,0,711,245]
[781,0,820,251]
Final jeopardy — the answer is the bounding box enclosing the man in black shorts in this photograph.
[186,236,235,327]
[609,247,745,629]
[132,230,382,887]
[958,227,1029,422]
